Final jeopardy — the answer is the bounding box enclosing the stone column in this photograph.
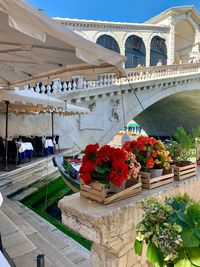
[146,45,150,67]
[58,193,146,267]
[168,18,176,64]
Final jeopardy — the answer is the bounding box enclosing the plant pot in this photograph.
[150,168,163,178]
[110,180,126,193]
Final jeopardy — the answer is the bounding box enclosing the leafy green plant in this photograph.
[134,194,200,267]
[166,127,197,162]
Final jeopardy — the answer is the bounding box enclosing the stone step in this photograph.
[0,179,12,190]
[0,209,40,267]
[2,198,89,267]
[11,163,56,183]
[0,156,55,181]
[2,169,59,197]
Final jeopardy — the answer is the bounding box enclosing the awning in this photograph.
[0,88,90,115]
[0,0,126,89]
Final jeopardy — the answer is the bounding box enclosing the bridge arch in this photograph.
[174,19,195,63]
[124,34,146,69]
[98,78,200,144]
[150,35,167,66]
[94,33,121,54]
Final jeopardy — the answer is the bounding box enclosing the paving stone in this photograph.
[2,231,36,259]
[0,210,18,236]
[28,232,76,267]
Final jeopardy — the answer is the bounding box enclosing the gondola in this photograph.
[52,155,81,192]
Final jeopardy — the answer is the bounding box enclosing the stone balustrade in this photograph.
[28,63,200,95]
[59,175,200,267]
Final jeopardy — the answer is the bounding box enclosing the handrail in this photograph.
[31,63,200,94]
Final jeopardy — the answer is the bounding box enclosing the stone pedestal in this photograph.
[58,175,200,267]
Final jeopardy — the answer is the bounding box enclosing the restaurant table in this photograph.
[17,142,33,162]
[44,139,54,156]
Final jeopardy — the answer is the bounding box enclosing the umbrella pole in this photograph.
[5,101,9,170]
[51,112,55,151]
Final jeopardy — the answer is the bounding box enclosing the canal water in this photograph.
[20,177,92,250]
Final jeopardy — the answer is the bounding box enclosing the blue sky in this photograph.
[28,0,200,23]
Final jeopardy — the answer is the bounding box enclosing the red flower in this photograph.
[147,157,154,169]
[79,143,134,187]
[151,151,157,158]
[85,143,99,154]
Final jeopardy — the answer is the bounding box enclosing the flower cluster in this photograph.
[123,136,172,170]
[126,152,141,179]
[79,143,141,187]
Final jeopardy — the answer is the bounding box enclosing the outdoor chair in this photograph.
[34,136,44,157]
[7,140,18,165]
[0,137,5,163]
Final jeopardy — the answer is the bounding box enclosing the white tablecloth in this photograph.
[0,251,11,267]
[44,139,54,149]
[17,142,33,153]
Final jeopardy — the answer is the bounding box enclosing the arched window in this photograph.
[125,35,146,69]
[96,35,120,53]
[150,36,167,66]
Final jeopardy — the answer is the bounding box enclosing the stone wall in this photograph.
[59,176,200,267]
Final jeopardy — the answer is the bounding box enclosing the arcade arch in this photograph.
[175,19,195,63]
[124,35,146,69]
[96,34,120,53]
[150,36,167,66]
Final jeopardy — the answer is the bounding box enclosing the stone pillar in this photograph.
[58,193,145,267]
[58,176,200,267]
[72,75,84,89]
[146,45,150,67]
[168,18,176,64]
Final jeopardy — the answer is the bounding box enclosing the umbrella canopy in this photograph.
[0,88,89,169]
[0,88,89,115]
[0,0,126,89]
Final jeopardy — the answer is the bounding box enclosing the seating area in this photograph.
[0,135,60,167]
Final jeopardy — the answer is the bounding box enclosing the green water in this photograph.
[21,177,92,250]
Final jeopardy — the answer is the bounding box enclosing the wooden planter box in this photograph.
[140,169,174,190]
[174,163,197,180]
[80,177,142,205]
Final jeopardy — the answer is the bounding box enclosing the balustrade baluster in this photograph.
[99,76,103,87]
[63,82,67,92]
[68,81,72,90]
[41,84,46,93]
[72,80,77,89]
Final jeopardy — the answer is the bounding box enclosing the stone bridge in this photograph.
[1,63,200,149]
[55,62,200,148]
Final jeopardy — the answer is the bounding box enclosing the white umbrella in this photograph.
[0,88,89,169]
[0,0,126,89]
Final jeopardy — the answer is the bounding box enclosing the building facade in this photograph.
[55,6,200,67]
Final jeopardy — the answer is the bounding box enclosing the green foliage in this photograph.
[166,126,200,162]
[134,194,200,266]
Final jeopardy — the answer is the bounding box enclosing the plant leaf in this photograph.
[181,229,200,247]
[146,243,163,267]
[174,257,195,267]
[133,240,143,255]
[194,228,200,240]
[187,204,200,223]
[188,248,200,266]
[95,165,106,174]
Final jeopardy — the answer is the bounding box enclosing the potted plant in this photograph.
[123,136,172,178]
[166,127,197,180]
[79,143,141,194]
[166,127,195,165]
[134,194,200,267]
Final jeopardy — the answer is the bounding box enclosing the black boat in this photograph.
[52,155,81,192]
